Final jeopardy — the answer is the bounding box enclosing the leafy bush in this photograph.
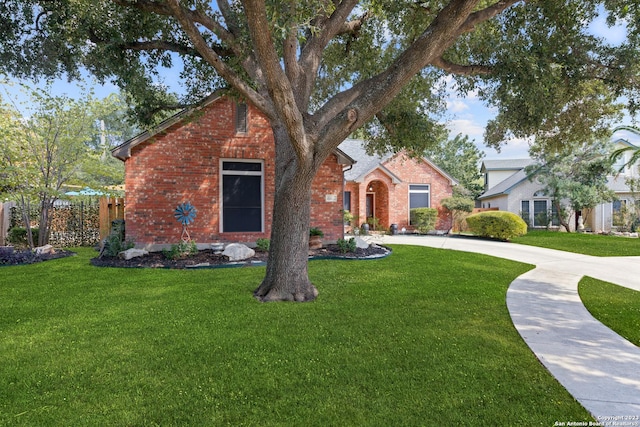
[410,208,438,234]
[309,227,324,237]
[466,211,528,241]
[7,227,39,248]
[162,240,198,260]
[256,238,270,251]
[441,196,474,213]
[102,232,135,257]
[337,237,357,253]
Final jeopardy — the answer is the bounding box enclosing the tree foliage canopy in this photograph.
[1,0,638,152]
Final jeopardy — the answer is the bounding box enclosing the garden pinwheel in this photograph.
[174,202,197,241]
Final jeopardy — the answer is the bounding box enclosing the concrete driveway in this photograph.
[371,234,640,420]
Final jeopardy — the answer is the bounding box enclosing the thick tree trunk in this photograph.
[554,199,572,233]
[253,128,319,302]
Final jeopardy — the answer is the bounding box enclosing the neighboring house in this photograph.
[338,139,457,232]
[478,129,640,232]
[112,94,354,249]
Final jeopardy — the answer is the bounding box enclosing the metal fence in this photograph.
[3,197,124,247]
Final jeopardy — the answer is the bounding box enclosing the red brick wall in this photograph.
[345,153,453,232]
[124,97,344,247]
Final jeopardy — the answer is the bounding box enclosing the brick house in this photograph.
[112,94,354,249]
[338,139,457,232]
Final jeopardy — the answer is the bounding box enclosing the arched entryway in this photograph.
[364,180,389,230]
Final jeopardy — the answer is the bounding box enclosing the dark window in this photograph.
[343,191,351,212]
[612,199,627,227]
[409,184,430,225]
[221,160,262,232]
[235,103,248,133]
[533,200,547,227]
[409,184,430,209]
[521,200,530,225]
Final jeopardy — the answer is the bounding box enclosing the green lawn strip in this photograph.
[579,277,640,346]
[512,230,640,256]
[0,246,592,425]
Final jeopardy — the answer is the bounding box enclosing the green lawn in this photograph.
[579,277,640,347]
[0,246,592,425]
[512,230,640,256]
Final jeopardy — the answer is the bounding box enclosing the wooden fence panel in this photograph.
[99,197,125,240]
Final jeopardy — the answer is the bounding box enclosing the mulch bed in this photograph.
[90,244,390,269]
[0,247,76,266]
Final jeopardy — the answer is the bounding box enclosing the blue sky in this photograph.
[1,6,637,160]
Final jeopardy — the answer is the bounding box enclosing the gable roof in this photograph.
[111,93,354,166]
[480,158,533,173]
[478,169,529,200]
[338,139,458,185]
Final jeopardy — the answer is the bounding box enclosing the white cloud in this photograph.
[446,99,469,113]
[483,137,531,160]
[587,10,628,46]
[446,118,484,140]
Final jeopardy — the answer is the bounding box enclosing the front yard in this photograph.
[0,246,592,425]
[512,229,640,256]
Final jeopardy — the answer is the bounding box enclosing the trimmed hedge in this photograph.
[410,207,438,234]
[466,211,527,241]
[7,227,40,247]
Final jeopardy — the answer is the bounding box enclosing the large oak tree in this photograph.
[2,0,638,301]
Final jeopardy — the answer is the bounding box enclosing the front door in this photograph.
[366,193,375,219]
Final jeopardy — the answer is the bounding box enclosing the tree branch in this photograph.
[88,27,207,57]
[432,56,492,76]
[314,0,481,151]
[162,0,272,119]
[296,0,360,110]
[459,0,523,35]
[242,0,310,165]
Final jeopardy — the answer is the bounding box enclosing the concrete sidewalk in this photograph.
[371,234,640,420]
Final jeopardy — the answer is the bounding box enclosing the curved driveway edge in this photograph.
[372,234,640,420]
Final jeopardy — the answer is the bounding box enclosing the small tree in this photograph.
[426,134,485,200]
[0,87,97,247]
[441,195,474,233]
[526,139,616,232]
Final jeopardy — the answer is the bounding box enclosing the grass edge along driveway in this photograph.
[0,246,592,426]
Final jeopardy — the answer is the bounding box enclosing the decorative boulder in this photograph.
[222,243,255,261]
[354,236,370,249]
[35,244,55,255]
[119,248,149,260]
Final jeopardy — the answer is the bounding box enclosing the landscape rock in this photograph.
[35,244,55,255]
[222,243,255,261]
[119,248,149,260]
[354,236,370,249]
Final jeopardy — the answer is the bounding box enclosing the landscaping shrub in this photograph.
[162,240,198,260]
[256,238,270,251]
[337,237,357,253]
[102,232,135,257]
[466,211,527,241]
[410,207,438,233]
[7,227,39,248]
